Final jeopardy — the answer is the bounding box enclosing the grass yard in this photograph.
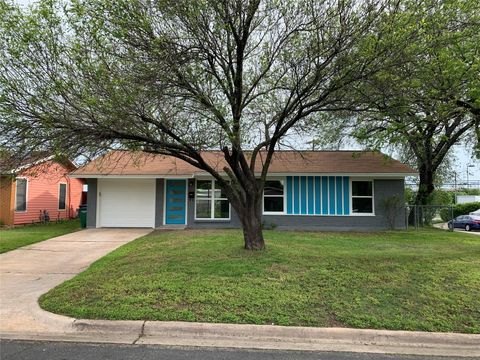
[40,228,480,333]
[0,219,81,254]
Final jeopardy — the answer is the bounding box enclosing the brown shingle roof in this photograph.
[72,150,416,176]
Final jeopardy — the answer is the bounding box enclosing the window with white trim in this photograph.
[351,180,373,214]
[195,180,230,219]
[58,183,67,210]
[15,178,27,212]
[263,180,284,213]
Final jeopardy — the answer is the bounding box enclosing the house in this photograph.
[70,150,416,231]
[0,155,85,226]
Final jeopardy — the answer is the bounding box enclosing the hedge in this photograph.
[440,202,480,222]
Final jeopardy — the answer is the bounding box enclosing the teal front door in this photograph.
[165,179,187,225]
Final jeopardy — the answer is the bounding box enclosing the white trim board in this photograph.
[193,179,231,221]
[14,177,28,213]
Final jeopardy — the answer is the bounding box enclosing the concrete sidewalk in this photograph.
[0,229,479,357]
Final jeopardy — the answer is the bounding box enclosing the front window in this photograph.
[58,183,67,210]
[351,180,373,214]
[263,180,284,213]
[195,180,230,219]
[15,178,27,212]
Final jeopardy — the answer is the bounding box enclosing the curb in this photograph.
[2,319,480,357]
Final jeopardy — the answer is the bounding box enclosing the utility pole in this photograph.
[466,164,475,189]
[454,172,457,204]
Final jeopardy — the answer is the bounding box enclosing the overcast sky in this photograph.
[10,0,479,184]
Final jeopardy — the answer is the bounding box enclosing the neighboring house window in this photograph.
[263,180,284,213]
[58,183,67,210]
[351,180,374,214]
[195,180,230,219]
[15,178,27,212]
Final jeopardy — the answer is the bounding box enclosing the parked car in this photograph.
[448,215,480,231]
[470,209,480,216]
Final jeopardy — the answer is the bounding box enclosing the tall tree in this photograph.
[313,0,480,207]
[0,0,407,249]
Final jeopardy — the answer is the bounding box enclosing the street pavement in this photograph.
[0,340,471,360]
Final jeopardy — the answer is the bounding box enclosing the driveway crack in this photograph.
[132,320,146,345]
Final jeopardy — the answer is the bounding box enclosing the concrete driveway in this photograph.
[0,228,151,334]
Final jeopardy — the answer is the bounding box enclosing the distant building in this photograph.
[456,195,480,204]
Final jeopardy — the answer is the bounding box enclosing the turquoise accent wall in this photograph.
[343,177,350,214]
[321,177,328,214]
[293,176,300,214]
[300,176,307,214]
[329,177,335,215]
[286,176,350,215]
[336,176,343,215]
[314,177,321,215]
[286,176,293,214]
[307,177,314,214]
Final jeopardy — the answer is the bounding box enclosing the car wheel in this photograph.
[465,224,471,231]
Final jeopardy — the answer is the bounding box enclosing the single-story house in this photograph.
[0,155,85,226]
[71,150,416,231]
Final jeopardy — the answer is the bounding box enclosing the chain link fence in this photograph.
[405,205,455,231]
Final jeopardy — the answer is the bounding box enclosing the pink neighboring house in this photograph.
[0,156,85,226]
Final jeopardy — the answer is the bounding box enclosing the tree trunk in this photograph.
[242,212,265,250]
[415,165,435,206]
[409,164,435,226]
[234,191,265,250]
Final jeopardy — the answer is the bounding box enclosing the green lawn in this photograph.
[0,220,81,254]
[39,228,480,333]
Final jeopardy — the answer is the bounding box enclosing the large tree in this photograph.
[0,0,407,249]
[313,0,480,208]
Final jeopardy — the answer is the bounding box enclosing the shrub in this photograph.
[431,189,453,205]
[381,195,404,229]
[458,188,480,196]
[440,202,480,222]
[404,188,455,206]
[405,187,416,205]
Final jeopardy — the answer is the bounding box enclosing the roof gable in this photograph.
[0,153,77,176]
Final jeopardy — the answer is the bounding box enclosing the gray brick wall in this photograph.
[86,178,97,228]
[86,177,406,231]
[186,179,406,231]
[155,179,165,227]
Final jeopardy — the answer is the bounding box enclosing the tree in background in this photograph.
[311,0,480,208]
[0,0,410,249]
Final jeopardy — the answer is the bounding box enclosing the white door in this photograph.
[98,179,155,228]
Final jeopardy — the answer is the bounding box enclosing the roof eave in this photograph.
[70,172,417,178]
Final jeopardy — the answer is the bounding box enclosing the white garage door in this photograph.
[98,179,155,228]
